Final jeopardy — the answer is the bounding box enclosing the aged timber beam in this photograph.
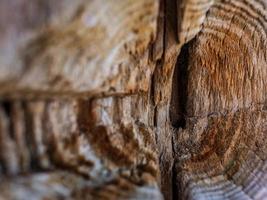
[0,0,266,199]
[172,0,267,199]
[0,0,158,98]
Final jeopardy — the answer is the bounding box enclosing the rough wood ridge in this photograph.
[0,0,266,199]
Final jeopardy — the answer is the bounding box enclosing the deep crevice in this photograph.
[169,40,195,200]
[170,40,193,129]
[1,101,15,140]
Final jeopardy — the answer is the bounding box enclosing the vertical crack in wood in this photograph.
[170,41,192,129]
[170,41,191,200]
[2,0,267,199]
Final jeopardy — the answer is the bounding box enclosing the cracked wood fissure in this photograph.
[0,0,266,200]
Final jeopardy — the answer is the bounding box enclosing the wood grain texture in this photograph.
[0,1,164,199]
[0,0,158,97]
[0,97,164,199]
[0,0,267,199]
[173,0,267,199]
[177,0,214,43]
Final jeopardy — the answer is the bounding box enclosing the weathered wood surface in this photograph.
[172,0,267,199]
[0,0,158,97]
[0,0,266,200]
